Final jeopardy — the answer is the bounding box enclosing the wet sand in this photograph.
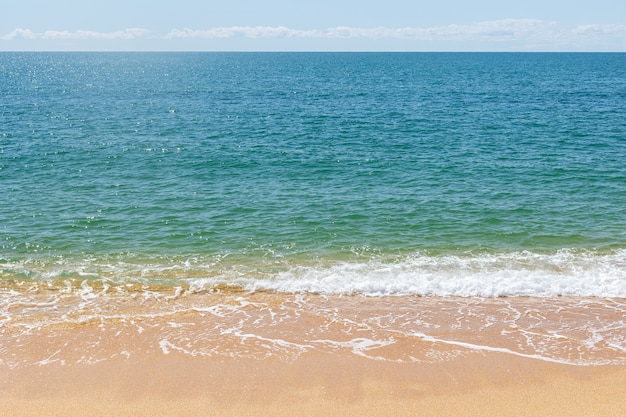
[2,292,626,416]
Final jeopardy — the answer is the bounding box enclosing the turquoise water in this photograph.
[2,52,626,296]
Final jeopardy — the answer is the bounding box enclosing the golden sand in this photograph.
[2,293,626,416]
[2,352,626,416]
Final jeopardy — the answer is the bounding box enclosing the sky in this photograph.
[2,0,626,51]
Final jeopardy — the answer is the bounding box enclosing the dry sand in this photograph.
[2,351,626,416]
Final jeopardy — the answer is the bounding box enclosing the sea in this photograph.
[1,52,626,367]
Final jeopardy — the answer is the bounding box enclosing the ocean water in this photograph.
[1,52,626,297]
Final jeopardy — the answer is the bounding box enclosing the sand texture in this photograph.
[2,293,625,416]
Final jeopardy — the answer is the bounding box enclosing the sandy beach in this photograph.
[2,292,626,416]
[3,48,626,417]
[2,349,626,416]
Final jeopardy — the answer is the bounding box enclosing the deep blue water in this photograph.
[1,52,626,296]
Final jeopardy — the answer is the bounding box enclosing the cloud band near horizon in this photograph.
[2,28,150,41]
[2,20,626,47]
[164,19,554,41]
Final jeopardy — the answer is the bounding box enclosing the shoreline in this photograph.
[2,293,626,415]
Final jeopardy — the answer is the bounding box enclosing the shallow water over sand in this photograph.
[2,285,625,368]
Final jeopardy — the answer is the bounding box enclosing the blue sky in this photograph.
[2,0,625,51]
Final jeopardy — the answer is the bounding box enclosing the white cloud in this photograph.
[323,19,555,41]
[3,20,625,51]
[2,28,150,41]
[165,26,321,39]
[417,19,554,41]
[572,24,626,36]
[164,20,555,42]
[1,28,37,40]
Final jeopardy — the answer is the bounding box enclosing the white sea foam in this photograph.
[187,249,626,297]
[409,332,582,366]
[3,249,626,297]
[312,337,397,360]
